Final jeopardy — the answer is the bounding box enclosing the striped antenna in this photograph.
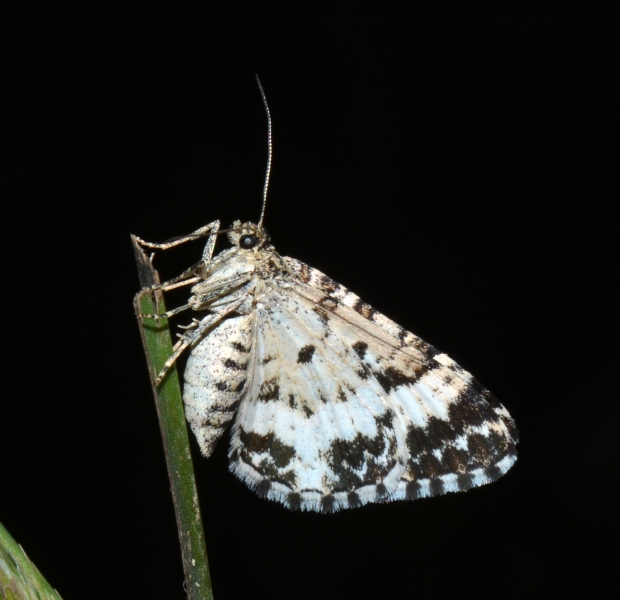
[255,75,272,227]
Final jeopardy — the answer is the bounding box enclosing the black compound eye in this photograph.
[239,234,258,249]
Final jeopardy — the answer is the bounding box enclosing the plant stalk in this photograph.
[132,235,213,600]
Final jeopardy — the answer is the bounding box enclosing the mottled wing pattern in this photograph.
[228,257,518,512]
[184,314,253,456]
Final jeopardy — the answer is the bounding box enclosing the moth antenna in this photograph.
[256,74,272,228]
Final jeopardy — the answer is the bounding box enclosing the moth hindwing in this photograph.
[137,219,518,513]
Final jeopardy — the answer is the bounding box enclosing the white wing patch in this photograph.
[148,220,518,512]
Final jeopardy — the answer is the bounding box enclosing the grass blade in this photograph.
[0,520,64,600]
[132,235,213,600]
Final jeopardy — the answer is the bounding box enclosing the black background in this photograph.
[3,5,615,599]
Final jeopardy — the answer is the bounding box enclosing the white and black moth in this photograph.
[136,81,518,513]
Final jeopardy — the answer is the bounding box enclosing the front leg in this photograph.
[136,220,221,301]
[135,220,220,253]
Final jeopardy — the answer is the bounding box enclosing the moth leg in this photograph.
[138,221,221,316]
[169,290,248,354]
[135,220,221,252]
[138,301,195,322]
[178,319,200,331]
[137,271,206,321]
[200,220,219,263]
[140,270,253,320]
[184,272,254,312]
[153,293,246,386]
[150,271,203,292]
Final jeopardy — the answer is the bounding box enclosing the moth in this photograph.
[136,79,518,513]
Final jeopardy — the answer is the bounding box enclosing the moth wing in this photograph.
[228,258,517,512]
[184,314,253,457]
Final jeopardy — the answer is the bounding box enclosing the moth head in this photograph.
[227,220,270,251]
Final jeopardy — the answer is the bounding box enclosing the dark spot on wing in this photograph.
[286,389,313,415]
[374,366,418,393]
[467,432,506,465]
[321,495,336,513]
[352,341,368,359]
[405,394,516,482]
[231,342,249,353]
[505,416,519,442]
[414,453,443,479]
[375,411,393,430]
[224,358,240,370]
[312,306,330,326]
[425,416,458,445]
[256,480,271,498]
[375,483,388,499]
[214,398,242,414]
[239,429,269,454]
[319,296,339,310]
[297,345,316,364]
[258,378,280,402]
[467,380,513,434]
[347,492,361,508]
[256,464,296,488]
[328,416,398,493]
[299,263,311,282]
[484,465,503,482]
[414,339,441,358]
[448,386,501,430]
[406,481,422,499]
[320,274,338,293]
[406,426,426,459]
[269,437,296,468]
[237,430,297,487]
[288,492,301,510]
[331,435,366,471]
[357,363,371,380]
[354,299,377,320]
[457,473,476,491]
[441,446,469,474]
[262,355,275,365]
[429,478,445,496]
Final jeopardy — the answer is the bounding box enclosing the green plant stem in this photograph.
[132,236,213,600]
[0,521,63,600]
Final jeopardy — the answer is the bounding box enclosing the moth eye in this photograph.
[239,234,258,249]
